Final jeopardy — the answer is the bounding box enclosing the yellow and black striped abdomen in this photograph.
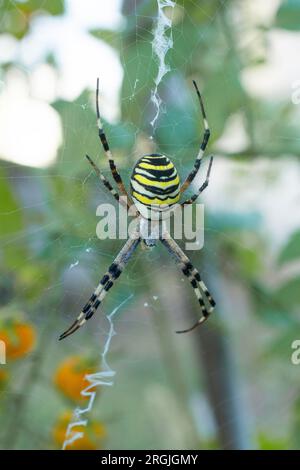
[131,154,180,209]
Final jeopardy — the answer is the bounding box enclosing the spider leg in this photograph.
[86,154,133,212]
[96,78,134,207]
[180,156,213,206]
[180,80,211,194]
[59,229,141,340]
[160,232,215,334]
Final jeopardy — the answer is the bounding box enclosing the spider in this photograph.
[59,79,215,340]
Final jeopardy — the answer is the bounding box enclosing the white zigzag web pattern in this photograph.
[62,294,133,450]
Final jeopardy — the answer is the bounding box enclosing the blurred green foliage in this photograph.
[0,0,64,38]
[275,0,300,31]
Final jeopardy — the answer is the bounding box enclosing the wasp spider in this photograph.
[59,79,215,340]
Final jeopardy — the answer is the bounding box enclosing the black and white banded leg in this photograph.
[180,80,211,194]
[96,78,134,207]
[86,154,131,211]
[180,155,213,206]
[160,232,215,333]
[59,229,141,340]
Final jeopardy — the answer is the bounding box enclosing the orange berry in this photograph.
[0,321,36,360]
[54,356,98,402]
[53,411,106,450]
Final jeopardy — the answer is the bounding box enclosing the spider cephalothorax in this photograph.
[59,79,215,341]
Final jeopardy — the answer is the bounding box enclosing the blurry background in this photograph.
[0,0,300,450]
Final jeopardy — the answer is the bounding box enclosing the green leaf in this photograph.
[156,103,197,151]
[251,281,298,327]
[53,91,136,177]
[275,0,300,31]
[0,0,64,39]
[89,29,121,49]
[275,277,300,309]
[121,39,156,125]
[278,230,300,265]
[16,0,64,16]
[52,94,98,177]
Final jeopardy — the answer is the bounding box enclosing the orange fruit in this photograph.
[54,356,99,402]
[53,410,106,450]
[0,321,36,360]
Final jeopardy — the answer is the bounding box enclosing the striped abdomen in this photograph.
[130,154,180,210]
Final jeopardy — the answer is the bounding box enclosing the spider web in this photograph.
[62,0,179,449]
[1,0,214,450]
